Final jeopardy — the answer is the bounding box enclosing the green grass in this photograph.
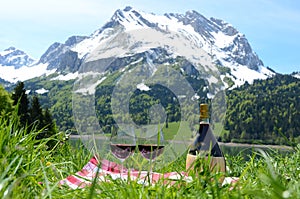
[1,113,300,198]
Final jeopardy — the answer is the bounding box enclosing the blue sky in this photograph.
[0,0,299,74]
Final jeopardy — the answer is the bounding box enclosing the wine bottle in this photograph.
[186,103,226,176]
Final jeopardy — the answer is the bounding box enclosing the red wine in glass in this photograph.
[110,144,136,161]
[138,128,165,184]
[138,144,165,160]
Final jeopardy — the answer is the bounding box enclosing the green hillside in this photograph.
[221,74,300,145]
[2,72,299,146]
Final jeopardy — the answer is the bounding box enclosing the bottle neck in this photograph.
[200,117,209,124]
[199,104,209,124]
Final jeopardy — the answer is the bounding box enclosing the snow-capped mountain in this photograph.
[0,47,35,68]
[0,47,56,83]
[0,47,55,83]
[0,6,275,87]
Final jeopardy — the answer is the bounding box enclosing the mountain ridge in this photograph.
[0,6,276,86]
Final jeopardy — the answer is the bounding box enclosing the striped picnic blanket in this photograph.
[59,156,238,189]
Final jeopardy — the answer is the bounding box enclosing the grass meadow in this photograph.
[1,114,300,198]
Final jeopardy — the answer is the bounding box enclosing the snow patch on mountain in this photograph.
[51,72,78,81]
[35,88,49,94]
[74,73,107,95]
[113,7,207,51]
[0,48,13,57]
[219,60,274,88]
[137,83,151,91]
[211,31,236,49]
[71,28,118,59]
[292,72,300,79]
[0,63,55,83]
[230,65,269,86]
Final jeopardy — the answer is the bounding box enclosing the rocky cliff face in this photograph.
[38,36,88,72]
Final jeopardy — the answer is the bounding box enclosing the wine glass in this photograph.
[110,126,136,177]
[138,127,165,182]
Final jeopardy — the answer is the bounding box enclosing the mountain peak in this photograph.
[185,10,207,20]
[5,46,17,51]
[109,6,158,31]
[123,6,133,12]
[0,47,35,68]
[0,7,274,86]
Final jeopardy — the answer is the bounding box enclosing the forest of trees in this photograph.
[2,71,299,146]
[0,82,57,147]
[221,74,300,145]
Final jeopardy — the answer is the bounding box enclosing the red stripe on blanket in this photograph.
[59,156,236,189]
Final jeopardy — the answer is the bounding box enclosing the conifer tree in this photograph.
[43,108,56,137]
[30,96,57,140]
[12,82,29,127]
[42,108,58,149]
[30,95,44,132]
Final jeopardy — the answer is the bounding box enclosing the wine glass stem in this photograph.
[149,158,153,183]
[121,163,123,176]
[120,161,124,179]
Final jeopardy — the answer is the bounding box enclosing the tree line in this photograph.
[221,74,300,146]
[0,81,57,146]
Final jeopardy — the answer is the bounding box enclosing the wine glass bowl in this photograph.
[138,144,164,160]
[110,142,136,161]
[110,128,136,175]
[137,128,165,175]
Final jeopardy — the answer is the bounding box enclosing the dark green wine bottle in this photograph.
[186,103,226,175]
